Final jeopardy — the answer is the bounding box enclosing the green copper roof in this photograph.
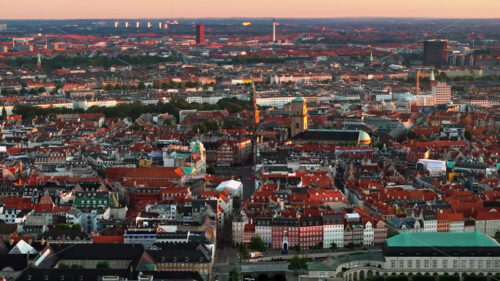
[309,129,361,133]
[446,161,456,168]
[180,167,195,175]
[386,231,500,248]
[292,97,304,102]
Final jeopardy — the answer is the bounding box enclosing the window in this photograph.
[461,260,466,268]
[407,260,413,268]
[470,260,475,268]
[486,260,491,269]
[432,260,437,268]
[478,260,483,269]
[416,260,421,269]
[442,260,448,269]
[399,260,404,268]
[424,260,429,268]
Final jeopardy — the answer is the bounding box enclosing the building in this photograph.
[383,232,500,276]
[322,213,344,248]
[290,97,308,138]
[424,39,448,67]
[432,82,451,105]
[196,24,205,45]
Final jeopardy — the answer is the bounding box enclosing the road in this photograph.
[248,249,382,262]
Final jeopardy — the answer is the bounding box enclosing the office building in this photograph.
[424,39,448,67]
[432,82,451,105]
[196,24,205,45]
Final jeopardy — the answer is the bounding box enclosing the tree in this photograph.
[330,242,337,251]
[38,87,46,94]
[294,244,301,253]
[495,231,500,243]
[229,268,239,281]
[248,235,265,251]
[137,82,146,90]
[288,255,308,272]
[104,84,114,91]
[464,130,472,141]
[406,130,417,140]
[388,229,399,238]
[239,244,248,258]
[206,166,215,175]
[1,107,6,117]
[58,223,70,230]
[346,242,355,249]
[96,261,110,269]
[71,223,81,230]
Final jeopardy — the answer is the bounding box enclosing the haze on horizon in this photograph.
[0,0,499,20]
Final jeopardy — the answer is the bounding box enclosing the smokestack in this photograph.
[272,19,276,43]
[136,21,140,28]
[125,21,129,28]
[114,21,119,28]
[159,22,162,29]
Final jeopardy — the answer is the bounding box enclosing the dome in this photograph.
[292,97,304,102]
[358,131,371,145]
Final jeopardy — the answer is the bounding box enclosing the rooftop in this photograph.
[386,231,499,248]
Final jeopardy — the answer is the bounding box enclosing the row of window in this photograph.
[390,259,500,270]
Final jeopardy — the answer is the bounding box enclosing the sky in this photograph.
[0,0,499,19]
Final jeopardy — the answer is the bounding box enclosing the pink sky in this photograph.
[0,0,499,19]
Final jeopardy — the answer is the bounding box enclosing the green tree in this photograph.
[58,223,70,230]
[38,87,47,94]
[439,275,460,281]
[71,223,81,230]
[294,244,301,253]
[407,130,417,140]
[96,261,110,269]
[248,235,265,251]
[346,243,355,249]
[29,88,38,95]
[330,242,337,251]
[1,107,6,117]
[137,82,146,90]
[239,244,249,258]
[206,166,215,175]
[104,84,114,91]
[58,263,69,269]
[129,123,144,131]
[229,268,239,281]
[288,255,308,272]
[464,130,472,141]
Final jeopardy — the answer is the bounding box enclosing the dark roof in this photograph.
[293,129,360,142]
[17,269,203,281]
[50,243,145,260]
[0,223,17,234]
[0,254,29,271]
[148,242,211,263]
[41,229,89,240]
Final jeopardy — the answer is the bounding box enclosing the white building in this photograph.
[432,82,451,105]
[363,221,375,247]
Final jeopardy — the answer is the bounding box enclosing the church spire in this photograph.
[36,53,42,68]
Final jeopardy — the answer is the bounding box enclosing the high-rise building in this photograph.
[196,24,205,45]
[290,97,307,138]
[424,39,448,67]
[432,82,451,105]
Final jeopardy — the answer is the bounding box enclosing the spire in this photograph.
[36,53,42,68]
[430,70,435,82]
[370,51,373,62]
[251,81,259,127]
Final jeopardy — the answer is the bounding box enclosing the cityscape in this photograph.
[0,2,499,281]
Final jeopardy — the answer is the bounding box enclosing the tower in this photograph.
[416,70,421,95]
[36,53,42,68]
[125,21,129,28]
[251,82,259,128]
[290,97,307,138]
[114,21,119,28]
[136,21,140,28]
[272,19,276,43]
[424,39,448,68]
[369,51,374,66]
[159,22,162,29]
[195,24,205,45]
[430,70,436,86]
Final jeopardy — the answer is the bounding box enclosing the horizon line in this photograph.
[1,16,500,21]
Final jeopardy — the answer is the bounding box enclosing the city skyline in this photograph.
[1,0,499,20]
